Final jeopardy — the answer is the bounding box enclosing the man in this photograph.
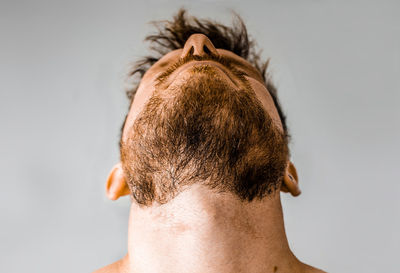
[94,9,326,273]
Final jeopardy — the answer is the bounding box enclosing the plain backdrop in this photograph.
[1,0,399,272]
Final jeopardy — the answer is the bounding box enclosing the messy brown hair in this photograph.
[125,8,288,134]
[120,9,290,206]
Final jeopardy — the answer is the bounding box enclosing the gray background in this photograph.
[1,0,399,272]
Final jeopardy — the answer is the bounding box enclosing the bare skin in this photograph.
[94,34,326,273]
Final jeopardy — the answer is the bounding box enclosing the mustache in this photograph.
[155,53,250,87]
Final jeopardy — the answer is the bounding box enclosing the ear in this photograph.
[106,163,131,200]
[281,161,301,197]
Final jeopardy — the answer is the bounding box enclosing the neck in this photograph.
[120,184,305,273]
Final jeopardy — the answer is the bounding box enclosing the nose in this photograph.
[180,33,219,58]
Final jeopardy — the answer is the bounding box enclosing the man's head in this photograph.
[106,9,300,207]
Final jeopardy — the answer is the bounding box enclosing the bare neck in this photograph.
[104,185,322,273]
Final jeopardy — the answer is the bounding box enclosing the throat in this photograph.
[126,184,299,273]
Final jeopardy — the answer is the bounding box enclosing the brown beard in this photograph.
[120,67,289,207]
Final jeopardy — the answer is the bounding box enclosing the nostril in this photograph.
[203,45,211,55]
[188,46,194,55]
[180,34,219,58]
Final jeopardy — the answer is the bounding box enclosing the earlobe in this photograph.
[281,161,301,197]
[106,163,131,200]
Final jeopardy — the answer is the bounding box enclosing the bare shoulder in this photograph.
[92,261,119,273]
[302,262,328,273]
[92,257,128,273]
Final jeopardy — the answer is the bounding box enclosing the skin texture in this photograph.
[94,34,326,273]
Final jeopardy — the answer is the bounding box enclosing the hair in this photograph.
[120,9,290,206]
[125,8,288,134]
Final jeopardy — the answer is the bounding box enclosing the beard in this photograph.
[120,67,289,206]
